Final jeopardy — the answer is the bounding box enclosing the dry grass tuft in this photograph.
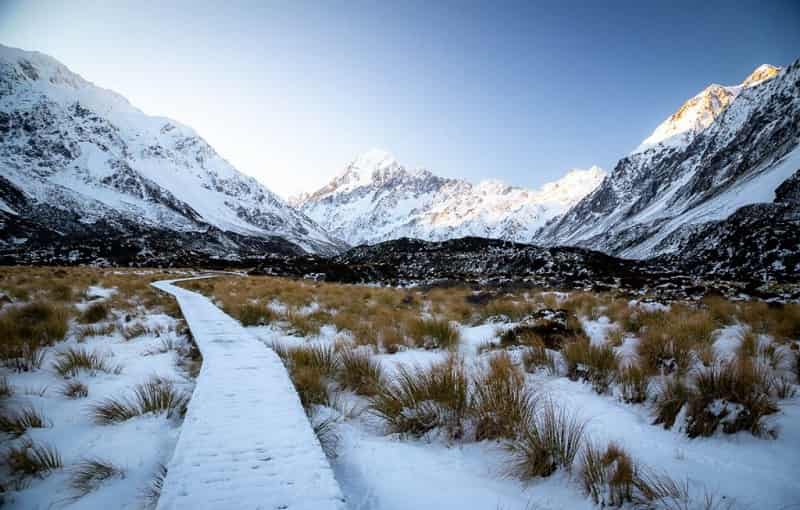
[0,406,50,437]
[93,377,189,424]
[3,438,62,479]
[686,359,777,438]
[581,441,636,507]
[407,318,460,350]
[563,340,619,394]
[142,463,168,508]
[506,401,586,479]
[79,302,110,324]
[336,348,383,396]
[311,412,340,459]
[653,377,691,430]
[369,356,469,439]
[522,345,559,376]
[618,364,651,404]
[52,347,119,377]
[472,352,535,441]
[70,458,125,497]
[76,323,117,341]
[0,301,70,371]
[62,380,89,399]
[228,302,276,326]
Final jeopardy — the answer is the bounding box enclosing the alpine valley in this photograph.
[1,43,798,292]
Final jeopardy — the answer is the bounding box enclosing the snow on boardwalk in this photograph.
[152,278,345,510]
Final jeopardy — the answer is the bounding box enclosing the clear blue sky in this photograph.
[1,0,799,197]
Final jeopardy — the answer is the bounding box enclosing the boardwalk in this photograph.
[152,278,345,510]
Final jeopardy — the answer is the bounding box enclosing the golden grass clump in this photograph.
[78,302,110,324]
[406,318,460,350]
[686,359,778,438]
[563,340,619,394]
[336,348,383,396]
[506,401,586,479]
[61,380,89,399]
[0,406,50,437]
[522,345,559,376]
[92,377,189,424]
[618,364,651,404]
[227,302,276,326]
[369,355,469,439]
[0,301,70,371]
[581,441,636,507]
[69,458,125,497]
[52,347,119,377]
[3,438,63,479]
[472,352,535,441]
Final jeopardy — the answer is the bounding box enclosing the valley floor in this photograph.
[2,269,799,509]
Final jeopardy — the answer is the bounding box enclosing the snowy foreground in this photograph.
[253,321,800,510]
[151,279,345,510]
[3,277,799,509]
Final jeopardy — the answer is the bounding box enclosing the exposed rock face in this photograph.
[0,44,344,264]
[294,149,605,246]
[537,60,800,281]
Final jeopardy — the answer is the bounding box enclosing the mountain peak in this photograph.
[742,64,781,87]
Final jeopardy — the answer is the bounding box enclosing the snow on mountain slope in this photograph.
[0,44,343,258]
[538,61,799,266]
[294,150,605,246]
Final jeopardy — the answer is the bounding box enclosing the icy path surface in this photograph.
[151,278,345,510]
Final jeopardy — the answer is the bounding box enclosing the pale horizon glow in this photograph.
[1,1,798,198]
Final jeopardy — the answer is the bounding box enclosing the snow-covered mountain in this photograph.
[0,44,344,264]
[293,149,605,246]
[538,61,800,279]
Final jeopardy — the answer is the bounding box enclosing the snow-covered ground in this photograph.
[4,276,798,509]
[1,288,194,509]
[245,296,800,509]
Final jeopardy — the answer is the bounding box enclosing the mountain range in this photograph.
[0,44,797,281]
[291,149,605,246]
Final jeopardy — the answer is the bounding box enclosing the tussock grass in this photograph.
[142,464,167,508]
[522,345,559,376]
[739,301,800,342]
[285,309,331,337]
[336,348,383,396]
[472,352,535,441]
[62,380,89,399]
[369,356,469,439]
[52,347,119,377]
[228,302,276,326]
[76,323,117,341]
[506,401,586,479]
[607,327,625,347]
[636,306,717,374]
[3,438,62,479]
[311,413,340,459]
[581,441,636,507]
[288,344,340,377]
[407,318,460,350]
[79,302,110,324]
[0,301,70,371]
[653,377,691,430]
[0,406,50,437]
[563,340,619,394]
[618,364,651,404]
[70,458,125,497]
[686,359,777,438]
[93,377,189,424]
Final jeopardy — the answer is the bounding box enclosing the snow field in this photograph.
[1,288,193,509]
[244,293,800,510]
